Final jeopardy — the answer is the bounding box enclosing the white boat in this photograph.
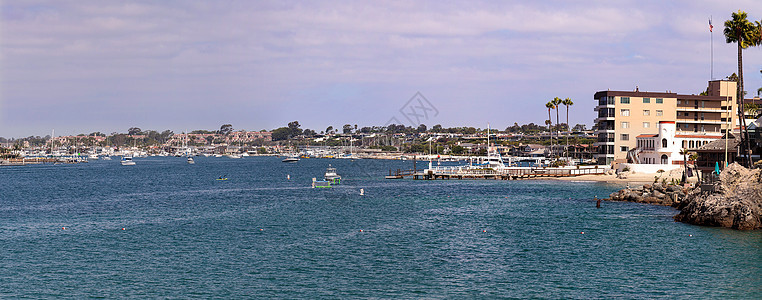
[324,164,341,184]
[226,154,242,159]
[282,155,300,163]
[187,157,195,164]
[88,154,99,160]
[121,156,136,166]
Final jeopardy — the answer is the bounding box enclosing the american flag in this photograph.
[709,18,713,32]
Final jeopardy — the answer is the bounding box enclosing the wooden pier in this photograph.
[386,166,607,180]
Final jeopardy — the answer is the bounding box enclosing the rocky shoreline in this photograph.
[606,163,762,230]
[607,182,690,207]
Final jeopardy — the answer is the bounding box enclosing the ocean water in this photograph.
[1,157,760,298]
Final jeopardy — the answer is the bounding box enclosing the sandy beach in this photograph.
[552,167,699,184]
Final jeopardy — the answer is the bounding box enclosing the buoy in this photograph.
[260,228,264,231]
[689,234,692,237]
[121,228,126,230]
[483,230,487,233]
[359,229,363,232]
[62,227,66,230]
[360,188,365,196]
[581,232,584,234]
[287,174,290,180]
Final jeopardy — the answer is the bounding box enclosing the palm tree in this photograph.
[545,101,555,155]
[744,103,760,118]
[724,10,760,167]
[562,97,574,157]
[679,148,689,184]
[551,97,562,158]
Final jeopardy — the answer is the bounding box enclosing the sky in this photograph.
[3,0,762,138]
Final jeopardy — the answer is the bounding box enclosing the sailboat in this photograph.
[184,132,195,164]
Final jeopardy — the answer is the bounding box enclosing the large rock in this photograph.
[674,163,762,230]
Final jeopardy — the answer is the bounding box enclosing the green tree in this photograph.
[271,127,290,141]
[724,10,759,167]
[342,124,353,134]
[451,145,465,155]
[287,121,302,137]
[128,127,142,136]
[219,124,233,135]
[417,124,427,133]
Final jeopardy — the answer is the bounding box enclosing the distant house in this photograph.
[509,144,547,157]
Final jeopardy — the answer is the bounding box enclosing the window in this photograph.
[621,134,629,141]
[620,97,630,104]
[685,112,690,116]
[643,98,651,103]
[621,146,629,152]
[677,100,682,105]
[661,154,669,164]
[656,110,663,116]
[656,98,663,104]
[621,122,629,129]
[643,110,650,116]
[621,109,630,116]
[643,122,650,128]
[662,138,668,148]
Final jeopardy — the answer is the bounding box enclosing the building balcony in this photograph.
[677,119,724,125]
[676,107,726,112]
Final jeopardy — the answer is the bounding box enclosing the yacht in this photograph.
[324,164,341,184]
[187,156,195,164]
[121,156,136,166]
[226,154,242,159]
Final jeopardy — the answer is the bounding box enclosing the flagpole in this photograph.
[710,16,714,80]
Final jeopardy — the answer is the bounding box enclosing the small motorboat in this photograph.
[282,155,300,163]
[312,178,331,188]
[187,157,195,164]
[121,156,136,166]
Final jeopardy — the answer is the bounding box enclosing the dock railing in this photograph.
[426,165,607,177]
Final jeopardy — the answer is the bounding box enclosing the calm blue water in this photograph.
[1,157,760,298]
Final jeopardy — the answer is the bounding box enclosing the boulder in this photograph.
[674,163,762,230]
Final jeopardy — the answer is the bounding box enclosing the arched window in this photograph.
[662,138,667,148]
[661,154,668,164]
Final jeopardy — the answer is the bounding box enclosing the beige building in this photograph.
[593,80,737,165]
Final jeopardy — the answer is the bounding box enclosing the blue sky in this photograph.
[3,0,762,137]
